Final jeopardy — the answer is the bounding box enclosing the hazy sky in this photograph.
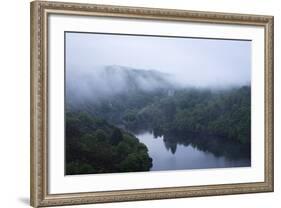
[66,32,251,87]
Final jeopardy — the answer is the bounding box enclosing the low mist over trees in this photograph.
[67,66,251,144]
[65,66,251,174]
[123,86,251,145]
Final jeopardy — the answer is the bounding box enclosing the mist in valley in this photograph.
[66,32,251,105]
[65,32,252,174]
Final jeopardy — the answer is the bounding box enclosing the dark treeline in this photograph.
[65,112,152,175]
[73,86,251,145]
[129,86,251,145]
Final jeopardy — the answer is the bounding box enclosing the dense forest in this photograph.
[65,66,251,174]
[65,112,152,174]
[69,86,251,144]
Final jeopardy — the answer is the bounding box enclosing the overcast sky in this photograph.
[65,32,251,87]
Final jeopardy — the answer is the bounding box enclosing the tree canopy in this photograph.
[65,112,152,175]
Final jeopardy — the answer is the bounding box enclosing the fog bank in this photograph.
[66,32,251,88]
[65,32,251,104]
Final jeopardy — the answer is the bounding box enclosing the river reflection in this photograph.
[135,131,251,171]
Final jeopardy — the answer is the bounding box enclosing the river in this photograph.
[135,131,251,171]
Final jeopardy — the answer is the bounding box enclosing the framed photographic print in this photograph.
[30,1,274,207]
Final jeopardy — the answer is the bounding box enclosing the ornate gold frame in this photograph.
[30,1,274,207]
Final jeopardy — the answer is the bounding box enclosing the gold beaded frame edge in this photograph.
[30,1,274,207]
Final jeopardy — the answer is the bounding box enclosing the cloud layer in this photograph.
[66,32,251,88]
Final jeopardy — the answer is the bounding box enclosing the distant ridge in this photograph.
[66,65,177,105]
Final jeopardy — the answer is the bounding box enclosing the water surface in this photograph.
[136,131,250,171]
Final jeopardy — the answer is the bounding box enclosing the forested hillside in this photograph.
[68,85,251,145]
[122,86,251,144]
[65,112,152,174]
